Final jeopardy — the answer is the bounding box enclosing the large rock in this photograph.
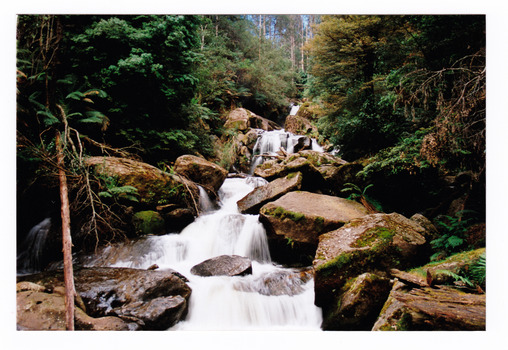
[18,267,191,330]
[17,285,137,330]
[173,154,228,194]
[237,172,303,214]
[190,255,253,277]
[321,272,392,330]
[372,281,485,330]
[260,191,369,245]
[284,113,317,136]
[313,213,428,309]
[86,156,199,211]
[224,108,281,132]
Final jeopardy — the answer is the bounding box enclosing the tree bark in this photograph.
[56,131,76,330]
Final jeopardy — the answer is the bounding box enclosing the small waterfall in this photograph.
[17,217,52,274]
[250,129,324,173]
[197,185,215,213]
[289,103,300,116]
[79,177,322,330]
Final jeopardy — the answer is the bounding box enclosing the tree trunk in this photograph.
[56,131,76,330]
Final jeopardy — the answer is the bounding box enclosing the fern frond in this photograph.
[436,269,475,288]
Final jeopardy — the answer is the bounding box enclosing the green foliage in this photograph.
[98,176,139,203]
[341,183,374,201]
[430,211,477,260]
[358,128,432,179]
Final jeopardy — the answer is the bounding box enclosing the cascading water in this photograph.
[250,129,324,172]
[17,217,52,275]
[81,176,322,330]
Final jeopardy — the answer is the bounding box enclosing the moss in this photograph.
[265,206,306,223]
[352,227,395,248]
[409,247,486,278]
[314,216,325,231]
[286,172,297,180]
[288,155,299,162]
[132,210,165,235]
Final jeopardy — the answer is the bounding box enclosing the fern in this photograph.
[435,269,476,288]
[99,185,139,203]
[470,252,486,286]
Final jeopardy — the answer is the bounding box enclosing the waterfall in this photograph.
[289,104,300,116]
[17,217,52,274]
[80,177,322,330]
[197,185,215,213]
[250,129,324,172]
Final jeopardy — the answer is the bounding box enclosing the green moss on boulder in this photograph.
[132,210,165,235]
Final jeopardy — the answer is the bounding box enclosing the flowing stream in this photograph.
[80,175,323,330]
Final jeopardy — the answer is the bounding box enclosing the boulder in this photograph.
[132,210,165,235]
[234,267,313,296]
[284,113,317,136]
[260,191,369,245]
[237,172,303,214]
[17,286,137,330]
[18,267,191,330]
[313,213,428,309]
[190,255,252,277]
[86,156,199,211]
[224,108,281,132]
[321,273,392,330]
[372,281,485,330]
[224,108,251,131]
[173,154,228,194]
[156,205,195,232]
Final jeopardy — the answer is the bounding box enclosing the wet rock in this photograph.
[190,255,252,277]
[313,213,428,309]
[18,267,191,330]
[234,268,313,296]
[174,154,228,193]
[237,172,303,214]
[321,273,392,330]
[157,206,195,232]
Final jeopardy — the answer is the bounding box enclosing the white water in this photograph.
[289,104,300,116]
[83,177,322,330]
[250,129,324,172]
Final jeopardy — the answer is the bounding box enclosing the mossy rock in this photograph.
[132,210,165,235]
[321,272,392,330]
[313,213,428,309]
[86,156,198,211]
